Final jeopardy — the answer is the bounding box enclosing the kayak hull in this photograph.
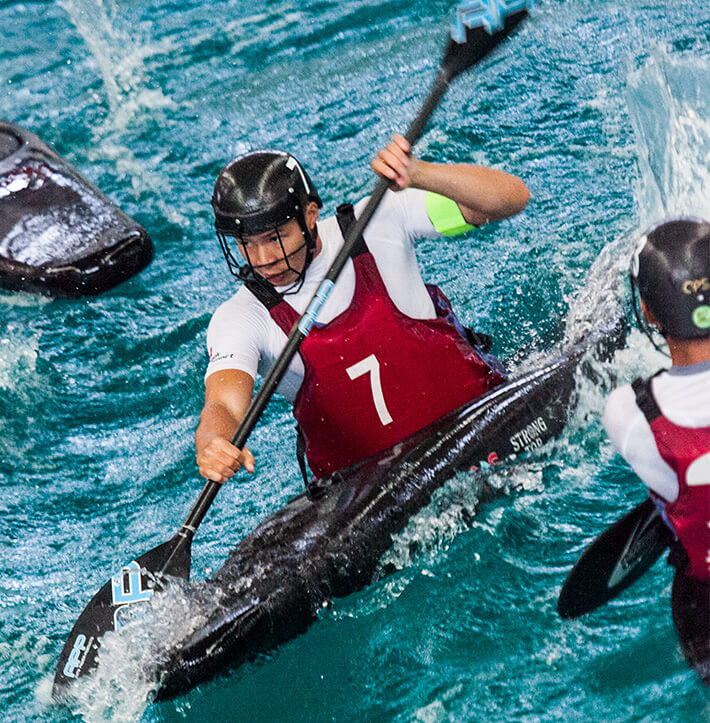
[0,122,153,297]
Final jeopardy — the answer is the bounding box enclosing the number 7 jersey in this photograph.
[262,235,505,479]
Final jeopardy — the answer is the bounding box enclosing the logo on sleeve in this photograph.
[209,347,237,363]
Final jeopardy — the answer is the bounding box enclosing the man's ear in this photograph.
[305,201,320,229]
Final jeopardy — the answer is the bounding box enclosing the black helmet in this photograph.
[211,150,322,288]
[630,217,710,340]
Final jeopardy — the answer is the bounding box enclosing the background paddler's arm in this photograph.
[196,369,256,482]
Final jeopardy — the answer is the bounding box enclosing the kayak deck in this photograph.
[0,122,153,297]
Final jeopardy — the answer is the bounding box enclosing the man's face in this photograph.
[237,201,319,287]
[238,218,308,287]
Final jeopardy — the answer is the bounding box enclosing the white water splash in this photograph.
[546,47,710,362]
[59,0,187,225]
[553,47,710,368]
[373,471,484,580]
[59,0,175,125]
[565,46,710,383]
[627,46,710,228]
[0,290,51,308]
[0,332,38,389]
[68,579,226,722]
[371,462,547,583]
[561,230,629,351]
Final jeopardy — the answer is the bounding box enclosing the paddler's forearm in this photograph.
[410,160,530,225]
[196,369,257,480]
[195,399,256,480]
[195,400,242,453]
[197,369,255,453]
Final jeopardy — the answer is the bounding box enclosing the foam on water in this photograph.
[0,290,52,308]
[0,330,38,389]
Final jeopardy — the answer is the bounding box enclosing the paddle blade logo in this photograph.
[111,560,154,629]
[62,634,92,680]
[452,0,530,41]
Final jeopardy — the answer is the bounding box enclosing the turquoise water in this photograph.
[1,0,709,720]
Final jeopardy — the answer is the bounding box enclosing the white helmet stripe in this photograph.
[631,234,648,279]
[286,155,312,194]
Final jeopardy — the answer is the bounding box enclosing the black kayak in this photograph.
[0,121,153,297]
[150,323,624,699]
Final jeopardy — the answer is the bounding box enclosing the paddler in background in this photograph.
[602,217,710,682]
[196,134,529,487]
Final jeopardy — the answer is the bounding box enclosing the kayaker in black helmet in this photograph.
[198,135,530,485]
[212,149,323,293]
[603,217,710,682]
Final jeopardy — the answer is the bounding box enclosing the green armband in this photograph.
[425,191,475,236]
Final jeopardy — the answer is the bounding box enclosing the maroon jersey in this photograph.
[633,377,710,580]
[260,242,504,479]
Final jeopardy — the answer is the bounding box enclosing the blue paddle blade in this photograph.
[52,535,191,701]
[558,498,673,619]
[443,0,532,80]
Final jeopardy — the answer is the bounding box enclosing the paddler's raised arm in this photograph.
[371,134,529,226]
[196,369,256,482]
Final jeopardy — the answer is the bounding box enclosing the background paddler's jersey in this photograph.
[604,360,710,579]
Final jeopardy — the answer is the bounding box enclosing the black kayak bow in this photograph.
[53,0,533,700]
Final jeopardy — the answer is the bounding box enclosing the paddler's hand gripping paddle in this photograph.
[53,0,533,700]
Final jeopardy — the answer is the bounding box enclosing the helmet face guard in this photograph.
[212,150,322,293]
[216,219,317,294]
[630,217,710,347]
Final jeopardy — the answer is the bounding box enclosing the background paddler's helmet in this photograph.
[211,149,323,288]
[630,216,710,341]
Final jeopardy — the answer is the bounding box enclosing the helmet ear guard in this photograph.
[629,217,710,345]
